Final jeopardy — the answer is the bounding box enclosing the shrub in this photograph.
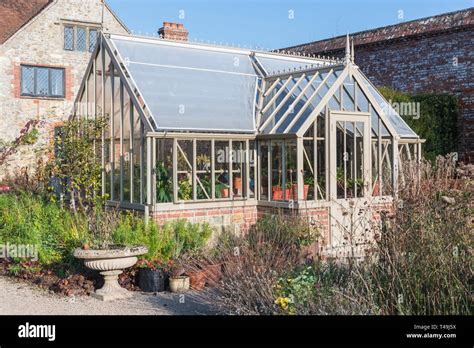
[0,193,88,265]
[357,156,473,315]
[274,263,368,315]
[197,214,320,315]
[112,216,212,261]
[199,156,472,315]
[44,117,105,211]
[0,193,212,268]
[379,87,459,161]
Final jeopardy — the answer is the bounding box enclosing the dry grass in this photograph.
[196,156,473,315]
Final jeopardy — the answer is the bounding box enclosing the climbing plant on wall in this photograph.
[379,87,459,161]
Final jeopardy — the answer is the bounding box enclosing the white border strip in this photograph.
[127,60,258,77]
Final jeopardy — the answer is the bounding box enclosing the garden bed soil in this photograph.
[0,258,220,296]
[0,259,99,297]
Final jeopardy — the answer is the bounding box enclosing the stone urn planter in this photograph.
[74,246,148,301]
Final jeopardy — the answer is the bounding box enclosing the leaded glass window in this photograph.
[89,29,98,52]
[20,65,65,98]
[20,66,35,95]
[64,26,74,50]
[76,27,87,51]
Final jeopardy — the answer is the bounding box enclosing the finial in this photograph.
[351,38,355,62]
[345,33,351,65]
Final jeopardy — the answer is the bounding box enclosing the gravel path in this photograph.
[0,276,218,315]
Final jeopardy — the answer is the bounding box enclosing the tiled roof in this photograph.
[0,0,52,44]
[285,8,474,53]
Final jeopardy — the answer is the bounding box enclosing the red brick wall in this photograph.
[150,202,398,260]
[151,205,259,233]
[151,204,331,242]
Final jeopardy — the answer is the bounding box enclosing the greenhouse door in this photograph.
[327,111,371,259]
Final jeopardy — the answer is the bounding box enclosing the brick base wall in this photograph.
[151,204,259,235]
[150,203,331,253]
[150,200,394,260]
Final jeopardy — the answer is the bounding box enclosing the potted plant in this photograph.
[272,185,283,201]
[137,259,169,292]
[168,262,190,292]
[187,267,206,290]
[216,182,229,198]
[73,208,148,301]
[233,175,242,195]
[373,179,380,196]
[289,176,312,200]
[284,182,292,201]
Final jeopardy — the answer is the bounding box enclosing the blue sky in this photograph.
[107,0,473,48]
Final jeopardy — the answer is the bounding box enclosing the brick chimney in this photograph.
[158,22,188,41]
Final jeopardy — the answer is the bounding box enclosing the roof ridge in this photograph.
[109,33,343,64]
[284,7,474,50]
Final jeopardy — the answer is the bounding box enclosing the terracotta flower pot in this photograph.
[203,264,222,286]
[233,176,242,191]
[220,187,229,198]
[188,270,206,290]
[291,184,310,200]
[272,186,282,201]
[373,180,380,196]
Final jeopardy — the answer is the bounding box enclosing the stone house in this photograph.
[0,0,128,178]
[284,8,474,162]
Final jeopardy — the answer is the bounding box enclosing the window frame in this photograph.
[76,26,87,52]
[20,65,65,99]
[63,25,74,51]
[63,25,99,53]
[89,28,98,53]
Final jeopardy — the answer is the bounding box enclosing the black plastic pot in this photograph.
[138,268,167,292]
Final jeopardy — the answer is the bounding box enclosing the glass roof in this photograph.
[357,72,418,138]
[259,66,344,134]
[254,54,327,76]
[106,34,418,139]
[111,36,258,133]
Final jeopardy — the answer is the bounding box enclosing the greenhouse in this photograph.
[74,32,423,255]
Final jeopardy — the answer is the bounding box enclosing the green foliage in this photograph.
[254,214,319,248]
[45,117,106,210]
[0,193,212,266]
[7,263,23,276]
[196,176,211,199]
[379,87,459,160]
[113,216,212,261]
[274,263,353,314]
[0,193,89,265]
[155,161,172,202]
[20,126,39,145]
[178,180,192,200]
